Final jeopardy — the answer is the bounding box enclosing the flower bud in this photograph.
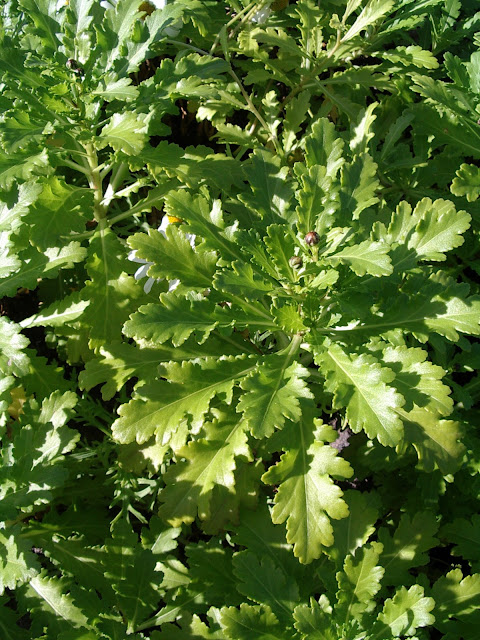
[305,231,320,246]
[289,256,303,269]
[66,59,84,76]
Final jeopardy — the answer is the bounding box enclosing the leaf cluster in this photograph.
[1,0,480,637]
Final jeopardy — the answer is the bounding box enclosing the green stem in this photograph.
[209,0,256,54]
[228,66,282,155]
[84,142,106,221]
[102,162,130,208]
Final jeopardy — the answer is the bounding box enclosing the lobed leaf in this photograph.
[263,414,353,564]
[316,343,405,447]
[237,356,313,439]
[111,356,256,445]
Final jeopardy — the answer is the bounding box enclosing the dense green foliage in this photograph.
[1,0,480,637]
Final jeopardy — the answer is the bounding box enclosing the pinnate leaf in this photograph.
[328,490,381,567]
[339,153,379,220]
[0,526,40,595]
[441,515,480,570]
[378,511,439,587]
[263,415,353,564]
[451,163,480,201]
[97,112,147,155]
[375,345,453,416]
[401,406,465,474]
[342,0,394,41]
[293,596,334,640]
[220,603,286,640]
[316,343,405,446]
[159,412,250,526]
[124,293,220,347]
[237,356,313,439]
[112,356,256,445]
[432,569,480,623]
[0,317,30,376]
[336,542,384,622]
[304,117,344,175]
[232,552,299,626]
[214,261,273,299]
[377,584,435,636]
[127,223,217,288]
[325,239,392,277]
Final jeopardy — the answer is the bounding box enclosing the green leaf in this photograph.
[401,406,465,474]
[97,112,148,155]
[263,415,353,563]
[339,153,379,220]
[336,542,384,622]
[0,149,51,189]
[143,142,243,192]
[0,181,42,233]
[390,198,471,264]
[237,355,313,439]
[0,526,40,595]
[0,242,87,297]
[232,552,299,626]
[220,604,286,640]
[377,584,435,636]
[451,163,480,202]
[304,118,344,175]
[282,91,311,153]
[239,150,295,224]
[124,293,220,347]
[293,596,334,640]
[373,345,453,416]
[378,511,439,587]
[128,223,217,288]
[325,239,392,277]
[91,74,139,101]
[26,573,91,631]
[80,335,255,401]
[186,539,240,607]
[158,411,250,526]
[327,490,381,567]
[342,0,394,42]
[272,305,308,333]
[380,45,439,69]
[264,224,298,281]
[20,297,89,329]
[350,102,377,155]
[0,317,30,377]
[441,515,480,570]
[0,392,79,519]
[411,104,480,159]
[27,177,92,250]
[295,165,338,238]
[361,281,480,342]
[111,356,256,446]
[432,569,480,623]
[164,191,242,264]
[80,230,145,345]
[214,261,274,299]
[315,343,405,447]
[107,546,160,633]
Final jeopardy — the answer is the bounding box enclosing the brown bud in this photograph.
[66,59,84,76]
[289,256,303,269]
[305,231,320,246]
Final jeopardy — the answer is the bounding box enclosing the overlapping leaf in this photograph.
[159,411,250,526]
[237,355,313,439]
[112,356,256,446]
[127,223,217,288]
